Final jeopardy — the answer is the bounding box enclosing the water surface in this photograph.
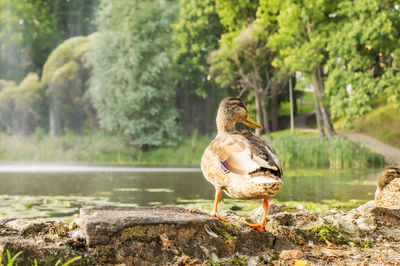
[0,164,381,219]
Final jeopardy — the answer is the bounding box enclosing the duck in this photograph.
[201,97,283,231]
[375,167,400,208]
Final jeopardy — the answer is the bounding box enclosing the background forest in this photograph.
[0,0,398,166]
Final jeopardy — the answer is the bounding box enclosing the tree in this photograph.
[0,0,98,82]
[212,25,276,136]
[0,0,56,81]
[42,35,96,136]
[172,0,224,135]
[89,0,180,149]
[268,0,338,137]
[325,0,400,125]
[0,73,44,135]
[212,0,286,136]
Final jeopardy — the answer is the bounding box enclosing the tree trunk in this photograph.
[314,66,335,137]
[313,97,324,136]
[49,87,61,137]
[289,78,294,134]
[260,96,271,137]
[254,89,262,136]
[270,82,278,131]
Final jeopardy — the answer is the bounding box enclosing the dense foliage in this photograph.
[89,0,181,148]
[326,0,400,125]
[0,0,97,81]
[172,0,224,135]
[0,0,398,150]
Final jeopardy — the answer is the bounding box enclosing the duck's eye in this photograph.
[238,102,247,110]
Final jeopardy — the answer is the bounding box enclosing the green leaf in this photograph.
[61,256,82,266]
[6,250,23,266]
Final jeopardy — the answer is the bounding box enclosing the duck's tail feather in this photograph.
[250,176,282,185]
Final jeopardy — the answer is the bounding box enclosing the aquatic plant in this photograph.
[271,134,384,168]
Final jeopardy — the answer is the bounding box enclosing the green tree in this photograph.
[325,0,400,124]
[0,0,56,81]
[268,0,338,137]
[89,0,180,149]
[42,35,95,136]
[0,73,44,135]
[212,0,286,135]
[0,0,98,82]
[172,0,224,135]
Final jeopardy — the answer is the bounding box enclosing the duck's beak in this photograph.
[243,114,263,129]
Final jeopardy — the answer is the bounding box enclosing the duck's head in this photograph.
[377,167,400,192]
[216,97,262,134]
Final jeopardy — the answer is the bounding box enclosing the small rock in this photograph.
[248,257,258,266]
[320,247,345,258]
[279,249,302,260]
[210,252,219,262]
[70,230,85,241]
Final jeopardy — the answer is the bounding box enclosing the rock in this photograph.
[320,247,345,257]
[0,218,85,265]
[80,205,216,246]
[248,202,284,217]
[80,205,278,265]
[371,205,400,226]
[1,203,400,265]
[279,249,302,260]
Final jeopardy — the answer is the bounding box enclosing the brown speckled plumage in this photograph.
[201,98,283,231]
[375,167,400,208]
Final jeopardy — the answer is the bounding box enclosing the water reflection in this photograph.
[0,165,382,218]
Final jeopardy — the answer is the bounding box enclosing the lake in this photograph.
[0,164,382,219]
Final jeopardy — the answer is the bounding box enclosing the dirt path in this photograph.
[294,111,400,167]
[293,110,317,133]
[339,131,400,167]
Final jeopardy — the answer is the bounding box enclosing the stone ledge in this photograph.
[0,203,400,265]
[80,205,217,247]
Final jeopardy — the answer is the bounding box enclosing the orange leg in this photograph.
[244,198,269,232]
[212,187,228,222]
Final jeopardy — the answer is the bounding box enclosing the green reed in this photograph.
[0,131,384,168]
[271,134,384,168]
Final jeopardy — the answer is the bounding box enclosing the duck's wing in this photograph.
[209,133,280,176]
[243,132,283,177]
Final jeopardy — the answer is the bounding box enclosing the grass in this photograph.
[270,132,384,168]
[0,249,81,266]
[0,128,384,168]
[0,132,210,166]
[351,104,400,149]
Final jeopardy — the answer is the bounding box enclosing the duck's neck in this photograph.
[216,114,236,136]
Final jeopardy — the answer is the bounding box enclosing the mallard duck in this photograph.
[201,97,283,231]
[375,167,400,208]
